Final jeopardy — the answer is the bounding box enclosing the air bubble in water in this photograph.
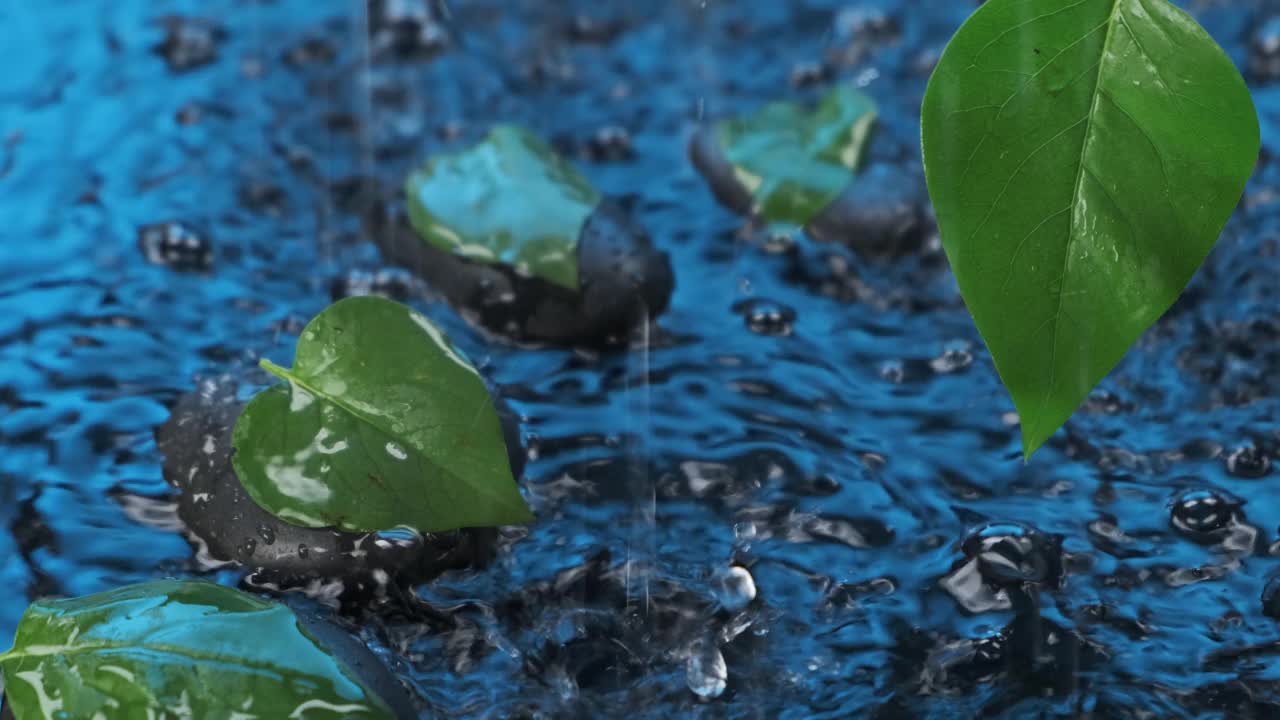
[685,639,727,699]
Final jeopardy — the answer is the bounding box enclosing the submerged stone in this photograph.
[156,376,523,589]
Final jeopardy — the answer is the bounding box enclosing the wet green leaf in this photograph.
[231,296,533,533]
[0,580,394,720]
[405,125,601,291]
[921,0,1258,457]
[717,86,878,225]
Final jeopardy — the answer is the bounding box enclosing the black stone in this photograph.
[293,610,419,719]
[807,163,930,257]
[371,201,673,344]
[687,126,754,216]
[156,377,524,587]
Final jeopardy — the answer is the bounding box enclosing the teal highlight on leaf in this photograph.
[405,124,601,291]
[0,580,395,720]
[717,85,878,225]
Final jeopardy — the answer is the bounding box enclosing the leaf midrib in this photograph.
[260,358,454,488]
[258,359,523,521]
[1031,0,1124,454]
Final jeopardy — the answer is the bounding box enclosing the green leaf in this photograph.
[921,0,1258,458]
[231,296,533,533]
[717,86,878,225]
[0,580,394,719]
[405,125,601,291]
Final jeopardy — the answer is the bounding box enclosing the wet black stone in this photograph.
[1262,576,1280,619]
[731,298,796,336]
[687,126,755,217]
[292,609,419,719]
[137,222,213,272]
[156,377,523,588]
[807,163,930,257]
[153,16,225,72]
[1249,16,1280,84]
[960,521,1063,587]
[1170,488,1243,539]
[371,201,673,345]
[1226,446,1271,479]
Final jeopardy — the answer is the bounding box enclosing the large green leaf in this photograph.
[718,86,877,225]
[921,0,1258,457]
[405,124,601,292]
[0,581,394,719]
[231,296,533,533]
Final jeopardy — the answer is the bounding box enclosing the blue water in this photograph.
[6,0,1280,717]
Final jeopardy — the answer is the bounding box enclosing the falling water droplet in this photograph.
[686,639,727,699]
[710,565,757,612]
